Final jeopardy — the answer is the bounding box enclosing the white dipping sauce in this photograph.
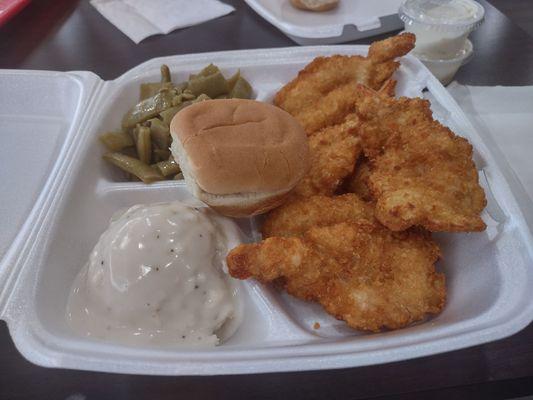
[67,201,242,347]
[400,0,484,59]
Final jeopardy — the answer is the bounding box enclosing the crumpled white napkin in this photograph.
[90,0,235,44]
[447,82,533,200]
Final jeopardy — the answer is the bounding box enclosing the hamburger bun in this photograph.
[170,99,309,217]
[290,0,339,12]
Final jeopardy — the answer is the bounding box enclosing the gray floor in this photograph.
[489,0,533,37]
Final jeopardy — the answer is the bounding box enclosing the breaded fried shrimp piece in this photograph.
[355,85,487,232]
[368,32,417,63]
[262,194,374,238]
[274,33,415,134]
[228,222,445,332]
[293,119,362,197]
[344,156,374,201]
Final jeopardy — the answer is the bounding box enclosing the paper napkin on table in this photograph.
[90,0,235,44]
[446,82,533,201]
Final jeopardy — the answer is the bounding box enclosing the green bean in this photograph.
[227,70,240,91]
[139,83,161,101]
[188,65,215,81]
[229,76,253,99]
[119,146,138,158]
[142,82,174,99]
[160,64,171,83]
[99,131,133,151]
[152,148,171,162]
[193,94,211,103]
[175,81,188,92]
[159,99,194,125]
[122,89,174,129]
[187,71,228,98]
[103,153,163,183]
[122,125,135,141]
[171,92,196,106]
[134,125,152,164]
[171,95,183,106]
[198,64,220,77]
[140,65,172,100]
[181,92,196,101]
[179,99,195,108]
[148,118,170,149]
[153,159,181,177]
[159,106,180,126]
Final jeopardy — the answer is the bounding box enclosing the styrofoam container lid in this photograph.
[399,0,485,31]
[0,70,99,295]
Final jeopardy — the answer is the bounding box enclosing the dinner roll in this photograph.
[290,0,339,12]
[170,99,309,217]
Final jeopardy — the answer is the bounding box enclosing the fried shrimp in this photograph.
[228,222,445,332]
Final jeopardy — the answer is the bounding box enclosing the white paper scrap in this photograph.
[91,0,235,44]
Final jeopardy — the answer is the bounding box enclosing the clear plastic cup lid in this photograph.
[399,0,485,31]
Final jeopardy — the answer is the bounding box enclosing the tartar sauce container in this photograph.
[399,0,484,84]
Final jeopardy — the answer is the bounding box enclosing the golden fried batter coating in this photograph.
[262,193,374,238]
[274,33,415,134]
[276,49,403,197]
[227,35,460,334]
[355,85,487,232]
[228,222,445,332]
[343,156,374,201]
[293,117,362,197]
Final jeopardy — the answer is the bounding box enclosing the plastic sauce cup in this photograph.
[417,39,473,85]
[399,0,484,59]
[399,0,484,84]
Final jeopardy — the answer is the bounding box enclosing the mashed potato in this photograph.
[67,201,242,347]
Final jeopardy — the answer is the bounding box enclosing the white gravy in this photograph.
[67,201,242,347]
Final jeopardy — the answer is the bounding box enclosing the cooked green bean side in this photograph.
[188,71,229,98]
[158,106,179,126]
[154,159,181,177]
[139,83,162,101]
[103,153,163,183]
[148,118,171,149]
[134,125,152,164]
[227,70,240,90]
[139,66,173,100]
[152,148,171,162]
[99,131,133,151]
[160,64,171,83]
[229,77,253,99]
[100,63,253,182]
[122,89,174,130]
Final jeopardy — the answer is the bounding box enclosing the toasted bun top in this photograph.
[290,0,339,12]
[170,99,309,195]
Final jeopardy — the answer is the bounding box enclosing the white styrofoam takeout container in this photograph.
[244,0,405,45]
[1,46,533,375]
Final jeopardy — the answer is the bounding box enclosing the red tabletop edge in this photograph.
[0,0,31,27]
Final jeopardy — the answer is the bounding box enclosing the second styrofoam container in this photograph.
[244,0,405,45]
